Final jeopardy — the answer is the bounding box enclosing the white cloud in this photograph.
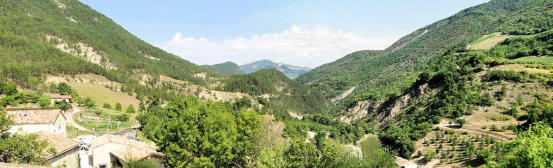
[158,25,397,68]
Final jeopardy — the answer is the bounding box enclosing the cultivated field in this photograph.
[74,108,137,132]
[467,33,511,50]
[512,56,553,64]
[70,83,139,108]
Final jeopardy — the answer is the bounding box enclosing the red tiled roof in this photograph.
[6,109,65,124]
[91,135,164,161]
[49,94,72,99]
[35,131,79,159]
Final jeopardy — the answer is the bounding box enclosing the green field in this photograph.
[70,83,140,108]
[66,125,92,138]
[467,33,511,50]
[470,33,499,46]
[512,56,553,64]
[358,135,395,167]
[74,108,136,132]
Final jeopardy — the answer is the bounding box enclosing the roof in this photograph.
[91,134,164,161]
[35,131,79,159]
[6,109,65,124]
[0,162,48,168]
[49,94,72,99]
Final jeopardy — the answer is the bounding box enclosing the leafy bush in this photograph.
[424,150,437,162]
[115,102,122,111]
[126,105,135,113]
[103,103,111,109]
[115,114,129,122]
[482,70,528,82]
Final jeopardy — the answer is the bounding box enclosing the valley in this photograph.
[1,0,553,168]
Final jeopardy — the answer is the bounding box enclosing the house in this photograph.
[50,94,72,104]
[7,109,67,137]
[90,134,164,168]
[35,131,80,168]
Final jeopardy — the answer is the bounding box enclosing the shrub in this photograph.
[424,150,437,162]
[490,125,500,132]
[115,114,129,122]
[482,70,527,82]
[126,105,136,113]
[38,94,51,108]
[455,118,466,128]
[115,102,122,111]
[103,103,111,109]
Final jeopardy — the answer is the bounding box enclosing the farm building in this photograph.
[90,134,164,168]
[35,131,80,168]
[49,94,72,104]
[7,109,67,137]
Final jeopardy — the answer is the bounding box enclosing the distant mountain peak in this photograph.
[240,60,310,78]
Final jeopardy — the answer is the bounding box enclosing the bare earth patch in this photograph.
[45,34,117,70]
[52,0,66,9]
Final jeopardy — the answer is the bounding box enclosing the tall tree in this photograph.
[0,110,48,165]
[57,83,72,95]
[488,122,553,167]
[139,96,262,168]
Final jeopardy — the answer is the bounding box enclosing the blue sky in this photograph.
[80,0,489,67]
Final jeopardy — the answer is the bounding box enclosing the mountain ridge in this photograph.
[240,59,311,78]
[202,61,244,75]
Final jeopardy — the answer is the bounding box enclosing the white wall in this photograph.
[54,114,67,137]
[9,124,53,135]
[8,113,67,137]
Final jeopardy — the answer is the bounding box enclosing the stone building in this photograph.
[90,134,164,168]
[7,109,67,137]
[35,131,80,168]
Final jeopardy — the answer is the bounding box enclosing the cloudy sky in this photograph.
[81,0,489,68]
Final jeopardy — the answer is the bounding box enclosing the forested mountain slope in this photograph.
[0,0,326,113]
[0,0,218,89]
[297,0,550,111]
[202,61,244,75]
[298,0,553,166]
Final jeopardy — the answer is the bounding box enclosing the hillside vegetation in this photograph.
[0,0,219,99]
[203,61,244,75]
[2,0,553,167]
[377,22,553,166]
[298,0,553,166]
[0,0,327,115]
[298,0,552,111]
